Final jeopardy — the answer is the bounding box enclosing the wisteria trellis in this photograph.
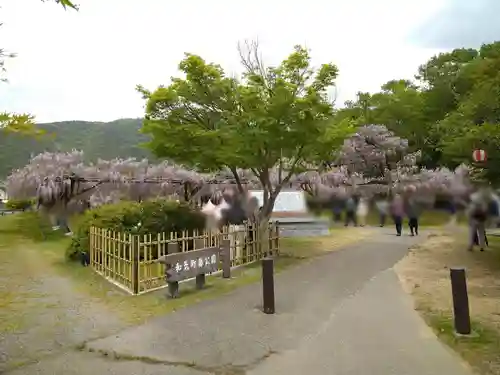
[6,125,473,208]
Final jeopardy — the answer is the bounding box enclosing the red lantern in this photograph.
[472,149,487,163]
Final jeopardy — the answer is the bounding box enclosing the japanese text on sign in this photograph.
[173,254,217,274]
[160,246,220,282]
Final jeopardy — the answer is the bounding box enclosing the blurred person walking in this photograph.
[467,189,489,251]
[344,196,357,227]
[356,197,369,227]
[331,196,344,223]
[405,196,421,236]
[390,194,405,236]
[375,194,389,227]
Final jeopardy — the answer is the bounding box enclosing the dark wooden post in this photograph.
[262,257,275,314]
[268,222,273,257]
[275,221,280,256]
[194,239,206,289]
[131,234,140,295]
[450,267,471,335]
[167,243,180,298]
[221,239,231,278]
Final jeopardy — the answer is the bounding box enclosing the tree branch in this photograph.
[281,145,305,186]
[73,181,103,199]
[229,166,245,194]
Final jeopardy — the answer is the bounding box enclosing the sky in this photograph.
[0,0,497,123]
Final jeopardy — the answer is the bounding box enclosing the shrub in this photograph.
[5,198,34,211]
[305,194,335,216]
[67,199,206,261]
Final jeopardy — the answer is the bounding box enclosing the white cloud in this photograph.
[1,0,446,122]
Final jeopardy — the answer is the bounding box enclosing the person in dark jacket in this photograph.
[331,196,344,223]
[405,197,421,236]
[390,194,405,236]
[468,193,488,251]
[344,196,357,227]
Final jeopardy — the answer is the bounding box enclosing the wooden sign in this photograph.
[160,246,220,282]
[158,239,231,298]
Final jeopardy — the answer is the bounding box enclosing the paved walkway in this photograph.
[6,229,473,375]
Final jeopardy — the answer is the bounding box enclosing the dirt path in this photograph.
[0,237,126,372]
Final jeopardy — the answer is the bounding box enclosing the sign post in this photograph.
[159,240,230,299]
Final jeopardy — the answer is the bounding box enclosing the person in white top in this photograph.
[375,195,389,227]
[356,197,369,227]
[201,199,218,231]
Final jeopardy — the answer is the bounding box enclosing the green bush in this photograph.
[305,194,327,215]
[67,199,206,261]
[5,198,34,211]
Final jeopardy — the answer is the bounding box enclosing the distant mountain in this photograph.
[0,118,154,178]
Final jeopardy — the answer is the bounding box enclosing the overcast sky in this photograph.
[408,0,500,49]
[0,0,496,123]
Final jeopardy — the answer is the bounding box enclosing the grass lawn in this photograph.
[395,230,500,375]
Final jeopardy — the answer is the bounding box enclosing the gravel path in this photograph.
[0,239,126,372]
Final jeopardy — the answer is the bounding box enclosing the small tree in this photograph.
[138,41,352,220]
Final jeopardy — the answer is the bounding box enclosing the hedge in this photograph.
[67,199,206,261]
[5,198,34,211]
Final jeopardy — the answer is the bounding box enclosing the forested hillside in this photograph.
[0,118,152,178]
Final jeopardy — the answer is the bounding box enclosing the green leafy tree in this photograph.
[333,81,441,168]
[332,41,500,180]
[437,42,500,182]
[138,41,352,219]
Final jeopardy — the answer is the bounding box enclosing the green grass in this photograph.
[420,308,500,375]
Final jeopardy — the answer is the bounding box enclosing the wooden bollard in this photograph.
[221,239,231,279]
[167,243,180,298]
[194,239,206,290]
[262,257,275,314]
[450,267,471,335]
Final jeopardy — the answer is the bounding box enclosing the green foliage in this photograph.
[0,113,43,137]
[67,199,206,260]
[304,194,328,216]
[139,42,353,217]
[44,0,79,10]
[5,198,34,211]
[334,41,500,181]
[0,118,152,179]
[0,211,66,242]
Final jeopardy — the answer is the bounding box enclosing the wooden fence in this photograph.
[89,222,280,295]
[0,209,27,216]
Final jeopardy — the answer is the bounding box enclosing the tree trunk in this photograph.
[229,167,245,195]
[258,188,280,222]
